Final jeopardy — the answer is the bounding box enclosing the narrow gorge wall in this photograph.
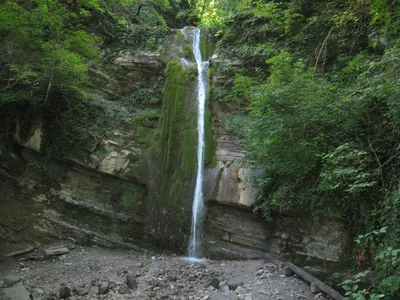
[0,29,199,254]
[0,25,354,278]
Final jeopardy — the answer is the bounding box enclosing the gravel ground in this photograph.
[0,245,327,300]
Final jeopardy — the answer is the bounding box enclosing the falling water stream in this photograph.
[182,28,209,260]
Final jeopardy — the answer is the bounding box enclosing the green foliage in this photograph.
[216,1,400,294]
[340,270,385,300]
[0,0,103,102]
[0,0,172,106]
[340,224,400,299]
[317,144,377,199]
[123,87,160,112]
[183,44,194,59]
[175,30,185,45]
[222,74,256,105]
[248,51,335,176]
[118,25,169,52]
[43,100,111,157]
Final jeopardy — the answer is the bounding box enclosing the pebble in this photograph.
[118,285,131,294]
[98,282,110,294]
[208,278,219,289]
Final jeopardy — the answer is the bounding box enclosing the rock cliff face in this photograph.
[0,30,193,253]
[0,27,353,277]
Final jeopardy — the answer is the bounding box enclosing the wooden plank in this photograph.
[5,246,35,257]
[44,246,70,256]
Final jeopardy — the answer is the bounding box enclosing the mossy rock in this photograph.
[183,44,194,60]
[159,61,186,171]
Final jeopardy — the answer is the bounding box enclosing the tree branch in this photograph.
[367,136,385,188]
[313,28,332,77]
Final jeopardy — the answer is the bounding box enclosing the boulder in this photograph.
[98,281,109,294]
[0,283,30,300]
[227,278,243,290]
[75,286,89,296]
[3,275,21,287]
[30,288,45,300]
[235,286,246,295]
[208,278,220,289]
[126,273,138,290]
[89,286,99,295]
[118,285,131,295]
[310,282,322,294]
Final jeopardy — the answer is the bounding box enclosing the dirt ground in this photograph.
[0,244,326,300]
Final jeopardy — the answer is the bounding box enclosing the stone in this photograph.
[255,269,264,276]
[31,289,55,300]
[168,275,177,282]
[91,279,101,286]
[118,285,131,295]
[244,295,253,300]
[208,278,220,289]
[227,278,243,290]
[98,282,110,294]
[31,288,45,300]
[76,287,89,296]
[126,272,138,290]
[235,286,246,295]
[310,282,321,294]
[284,267,295,276]
[59,285,71,299]
[90,286,99,295]
[3,275,21,287]
[201,296,210,300]
[315,292,327,299]
[0,283,30,300]
[221,285,230,293]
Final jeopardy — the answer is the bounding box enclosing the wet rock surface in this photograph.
[0,246,322,300]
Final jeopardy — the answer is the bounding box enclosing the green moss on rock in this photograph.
[183,44,194,59]
[160,61,185,171]
[204,107,216,167]
[182,129,197,176]
[200,33,215,61]
[175,30,185,46]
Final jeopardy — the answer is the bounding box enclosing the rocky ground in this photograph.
[0,244,327,300]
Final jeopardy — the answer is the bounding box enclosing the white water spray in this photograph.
[182,28,209,259]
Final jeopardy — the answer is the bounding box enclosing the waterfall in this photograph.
[182,28,209,259]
